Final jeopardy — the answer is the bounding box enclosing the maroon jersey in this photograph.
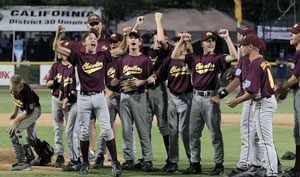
[105,55,122,92]
[235,56,250,96]
[69,49,111,92]
[185,53,230,90]
[61,64,76,99]
[290,50,300,89]
[148,45,173,72]
[11,83,40,115]
[116,54,152,89]
[156,57,193,94]
[47,61,67,97]
[245,57,275,98]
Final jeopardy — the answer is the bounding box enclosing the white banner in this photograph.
[40,65,52,85]
[257,25,290,40]
[0,65,14,86]
[0,6,100,31]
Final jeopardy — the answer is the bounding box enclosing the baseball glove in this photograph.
[120,75,137,93]
[275,87,288,100]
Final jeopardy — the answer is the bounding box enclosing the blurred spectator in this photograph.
[14,34,24,67]
[276,49,289,87]
[0,34,10,60]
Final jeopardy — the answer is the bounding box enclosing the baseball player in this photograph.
[93,32,126,168]
[113,30,153,172]
[51,41,81,172]
[277,23,300,177]
[8,75,54,171]
[146,12,171,169]
[46,46,67,168]
[148,32,194,173]
[210,27,260,176]
[227,34,278,177]
[172,29,237,175]
[54,25,125,176]
[94,17,144,168]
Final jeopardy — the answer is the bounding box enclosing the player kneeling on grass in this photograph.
[8,75,54,171]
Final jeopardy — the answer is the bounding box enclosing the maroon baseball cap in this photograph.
[200,31,216,42]
[288,23,300,34]
[128,30,141,38]
[60,40,75,49]
[110,33,123,43]
[237,34,264,50]
[236,27,256,36]
[87,14,101,24]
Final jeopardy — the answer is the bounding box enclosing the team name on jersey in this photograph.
[170,65,190,77]
[12,96,23,108]
[107,67,116,78]
[150,56,158,65]
[123,65,142,75]
[195,62,215,74]
[260,61,271,70]
[82,61,103,74]
[63,77,73,87]
[55,73,63,82]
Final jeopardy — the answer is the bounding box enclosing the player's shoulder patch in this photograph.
[235,68,242,76]
[244,79,251,88]
[290,63,295,70]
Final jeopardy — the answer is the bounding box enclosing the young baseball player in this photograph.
[210,28,261,176]
[148,32,194,173]
[93,32,126,169]
[51,41,81,172]
[227,34,278,177]
[113,30,154,172]
[54,25,125,176]
[146,12,171,170]
[8,75,54,171]
[277,23,300,177]
[172,29,237,175]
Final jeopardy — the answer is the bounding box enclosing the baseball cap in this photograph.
[200,31,216,42]
[236,27,256,36]
[110,33,123,43]
[237,34,264,50]
[87,14,101,24]
[288,23,300,34]
[128,30,141,38]
[60,40,73,49]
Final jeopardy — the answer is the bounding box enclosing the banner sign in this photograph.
[40,65,52,85]
[0,6,99,31]
[257,25,290,40]
[0,65,14,86]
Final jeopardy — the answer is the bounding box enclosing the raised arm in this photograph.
[53,24,71,57]
[218,29,238,62]
[132,16,145,31]
[171,35,185,60]
[110,27,131,57]
[155,12,168,50]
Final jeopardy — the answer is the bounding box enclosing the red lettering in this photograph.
[0,71,10,79]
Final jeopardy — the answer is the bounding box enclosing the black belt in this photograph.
[80,91,101,96]
[253,95,272,101]
[124,90,145,95]
[170,90,191,96]
[193,90,215,97]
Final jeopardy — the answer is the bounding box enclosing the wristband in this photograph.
[218,89,229,99]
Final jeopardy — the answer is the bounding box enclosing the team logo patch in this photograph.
[244,80,251,88]
[235,68,241,76]
[290,63,295,70]
[29,103,34,110]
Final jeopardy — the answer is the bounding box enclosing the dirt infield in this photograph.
[0,113,294,127]
[0,113,294,171]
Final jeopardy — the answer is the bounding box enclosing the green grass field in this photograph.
[0,125,295,176]
[0,88,296,176]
